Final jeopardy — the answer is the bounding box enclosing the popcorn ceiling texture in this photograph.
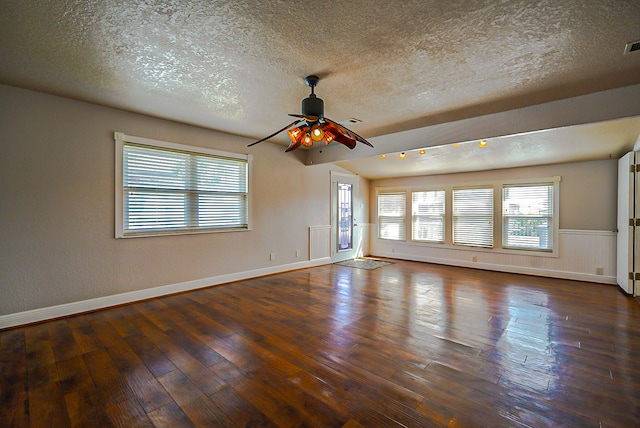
[1,0,640,140]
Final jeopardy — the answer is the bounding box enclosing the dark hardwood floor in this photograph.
[2,259,640,427]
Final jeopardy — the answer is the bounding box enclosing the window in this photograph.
[378,192,406,240]
[452,187,493,248]
[412,190,445,243]
[115,133,250,238]
[502,184,553,251]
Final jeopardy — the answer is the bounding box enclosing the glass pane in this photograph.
[452,188,493,247]
[453,217,493,247]
[126,191,187,230]
[197,156,247,193]
[502,184,553,250]
[124,145,188,190]
[337,183,353,251]
[503,217,552,249]
[378,192,406,240]
[198,194,248,228]
[412,190,445,242]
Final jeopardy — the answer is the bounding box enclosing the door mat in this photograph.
[334,258,394,270]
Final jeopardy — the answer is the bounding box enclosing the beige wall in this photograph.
[370,159,618,231]
[0,85,368,315]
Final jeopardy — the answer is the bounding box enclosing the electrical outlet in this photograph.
[295,250,300,258]
[596,266,604,275]
[270,253,275,261]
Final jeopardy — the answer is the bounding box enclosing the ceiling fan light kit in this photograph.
[248,75,374,152]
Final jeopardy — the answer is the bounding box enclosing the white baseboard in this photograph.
[0,257,332,330]
[373,251,617,285]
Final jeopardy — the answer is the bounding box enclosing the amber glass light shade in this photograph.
[323,130,335,144]
[287,127,303,142]
[311,124,324,141]
[302,134,313,147]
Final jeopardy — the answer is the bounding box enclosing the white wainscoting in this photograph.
[309,225,331,260]
[370,229,616,284]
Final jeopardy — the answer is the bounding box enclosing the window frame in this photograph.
[377,191,407,241]
[501,182,554,252]
[115,132,251,238]
[411,190,446,243]
[452,186,495,248]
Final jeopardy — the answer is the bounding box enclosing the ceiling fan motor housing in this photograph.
[301,94,324,118]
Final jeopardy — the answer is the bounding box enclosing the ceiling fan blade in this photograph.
[330,129,357,149]
[323,117,374,147]
[247,119,302,147]
[288,113,319,123]
[284,139,302,152]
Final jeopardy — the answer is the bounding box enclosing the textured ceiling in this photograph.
[2,0,640,178]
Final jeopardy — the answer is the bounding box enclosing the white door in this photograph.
[331,172,359,263]
[617,151,636,294]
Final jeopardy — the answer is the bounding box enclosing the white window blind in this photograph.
[412,190,445,243]
[119,140,249,237]
[378,192,406,240]
[452,188,493,248]
[502,184,553,251]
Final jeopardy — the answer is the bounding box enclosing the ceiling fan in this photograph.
[248,75,374,152]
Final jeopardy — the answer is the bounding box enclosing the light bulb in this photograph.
[302,134,313,147]
[311,125,324,141]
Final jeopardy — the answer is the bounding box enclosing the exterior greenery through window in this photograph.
[116,133,250,238]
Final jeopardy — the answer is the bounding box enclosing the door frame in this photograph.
[330,171,359,263]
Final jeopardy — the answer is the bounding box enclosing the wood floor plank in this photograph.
[104,398,154,427]
[0,328,28,427]
[47,320,81,363]
[208,385,277,428]
[122,363,174,414]
[146,402,195,427]
[64,386,114,427]
[56,355,95,394]
[158,369,233,427]
[124,333,178,378]
[28,382,71,428]
[3,259,640,426]
[83,348,137,405]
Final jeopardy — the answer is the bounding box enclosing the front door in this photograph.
[331,172,358,263]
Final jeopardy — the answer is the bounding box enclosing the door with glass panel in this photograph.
[331,172,358,262]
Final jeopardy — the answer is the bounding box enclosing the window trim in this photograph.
[501,182,554,252]
[411,189,446,243]
[377,190,407,241]
[452,185,495,248]
[115,132,252,238]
